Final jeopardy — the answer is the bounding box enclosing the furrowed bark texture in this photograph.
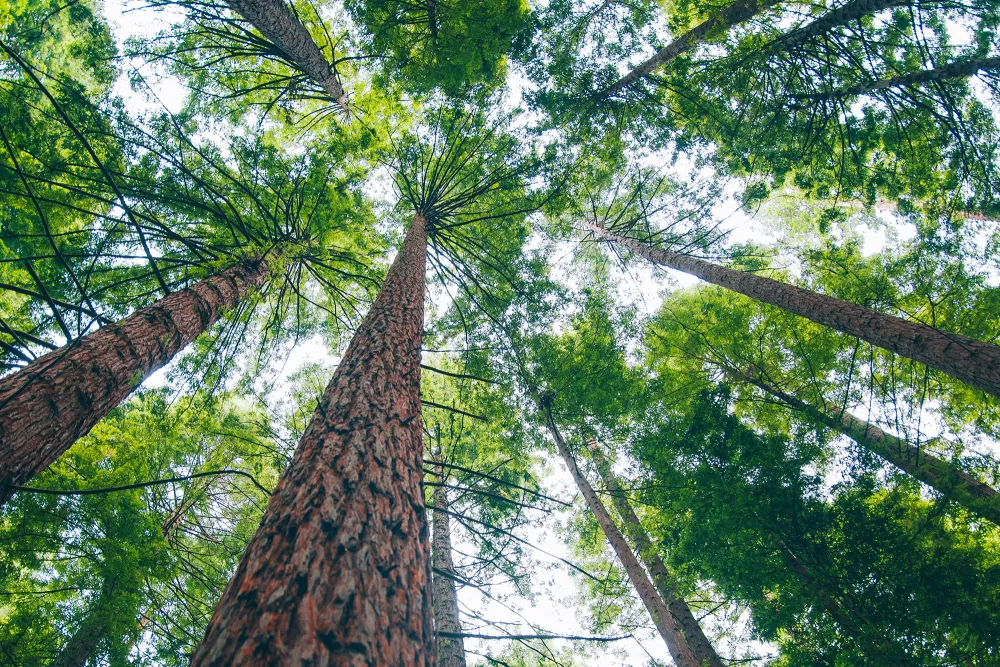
[191,215,432,666]
[431,468,467,667]
[588,222,1000,398]
[541,405,705,667]
[0,256,275,506]
[226,0,346,105]
[604,0,777,97]
[587,443,723,667]
[808,56,1000,99]
[727,366,1000,524]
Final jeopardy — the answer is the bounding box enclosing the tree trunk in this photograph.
[776,0,906,49]
[587,443,723,667]
[603,0,777,97]
[51,609,108,667]
[225,0,347,106]
[191,214,433,666]
[0,254,278,507]
[804,56,1000,100]
[726,365,1000,525]
[539,400,707,667]
[766,529,911,667]
[431,466,467,667]
[588,222,1000,398]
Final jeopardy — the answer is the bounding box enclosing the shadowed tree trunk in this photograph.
[766,529,912,667]
[587,442,723,667]
[431,465,467,667]
[587,221,1000,398]
[50,587,115,667]
[602,0,777,97]
[725,365,1000,524]
[191,214,433,666]
[803,56,1000,100]
[225,0,347,106]
[775,0,906,50]
[0,253,279,507]
[539,398,708,667]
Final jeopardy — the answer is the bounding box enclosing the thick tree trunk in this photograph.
[225,0,347,106]
[191,215,433,666]
[431,467,467,667]
[603,0,777,97]
[51,607,109,667]
[726,365,1000,524]
[0,254,277,507]
[588,222,1000,398]
[587,443,723,667]
[539,401,706,667]
[805,56,1000,100]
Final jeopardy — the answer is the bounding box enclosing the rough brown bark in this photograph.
[225,0,347,106]
[539,401,705,667]
[588,222,1000,398]
[587,443,723,667]
[191,214,433,666]
[431,466,467,667]
[0,254,277,507]
[603,0,777,97]
[726,365,1000,524]
[50,596,111,667]
[804,56,1000,100]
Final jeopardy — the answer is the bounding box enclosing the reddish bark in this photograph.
[602,0,778,97]
[587,443,723,667]
[540,402,706,667]
[431,467,467,667]
[588,222,1000,398]
[726,365,1000,525]
[226,0,347,106]
[0,255,276,506]
[191,214,433,666]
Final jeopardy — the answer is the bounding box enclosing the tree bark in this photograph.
[803,56,1000,100]
[431,466,467,667]
[587,443,723,667]
[726,365,1000,525]
[776,0,908,49]
[587,221,1000,398]
[191,214,433,666]
[539,400,707,667]
[225,0,347,106]
[602,0,778,98]
[50,595,112,667]
[0,254,278,507]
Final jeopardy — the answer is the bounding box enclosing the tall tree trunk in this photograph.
[0,254,278,507]
[602,0,777,97]
[804,56,1000,100]
[587,222,1000,398]
[191,214,433,666]
[586,443,723,667]
[225,0,347,106]
[776,0,906,49]
[50,589,114,667]
[766,529,911,667]
[725,365,1000,524]
[431,466,467,667]
[539,399,707,667]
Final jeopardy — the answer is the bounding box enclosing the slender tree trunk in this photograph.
[588,222,1000,398]
[0,254,279,507]
[587,443,723,667]
[766,529,911,667]
[431,466,467,667]
[726,365,1000,524]
[603,0,777,97]
[804,56,1000,100]
[225,0,347,106]
[776,0,906,49]
[191,215,433,666]
[50,591,113,667]
[539,400,706,667]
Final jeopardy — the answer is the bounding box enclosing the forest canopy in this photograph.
[1,0,999,664]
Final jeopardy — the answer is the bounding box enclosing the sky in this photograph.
[95,0,997,664]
